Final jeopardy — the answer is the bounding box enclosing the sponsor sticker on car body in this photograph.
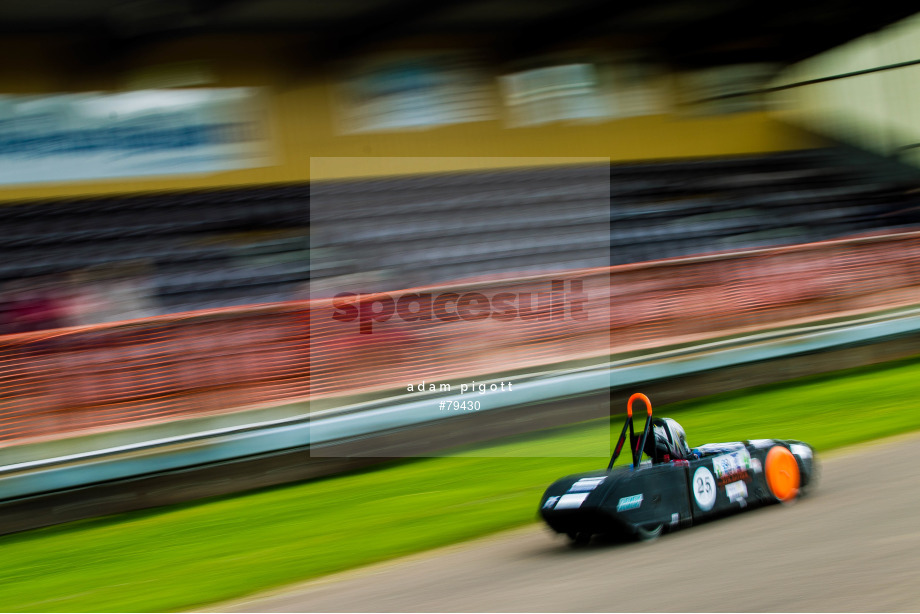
[616,494,643,512]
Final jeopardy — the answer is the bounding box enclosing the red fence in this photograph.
[0,306,310,444]
[2,231,920,446]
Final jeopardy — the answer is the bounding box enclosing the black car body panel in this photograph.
[539,394,816,540]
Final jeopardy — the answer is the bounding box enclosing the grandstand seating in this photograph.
[0,147,917,321]
[0,187,310,317]
[311,148,920,283]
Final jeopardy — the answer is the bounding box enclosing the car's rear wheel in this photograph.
[765,445,801,503]
[567,532,592,547]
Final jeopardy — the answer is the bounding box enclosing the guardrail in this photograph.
[4,305,920,501]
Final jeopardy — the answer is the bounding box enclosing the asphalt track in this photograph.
[214,433,920,612]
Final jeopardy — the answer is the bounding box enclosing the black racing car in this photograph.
[539,393,815,543]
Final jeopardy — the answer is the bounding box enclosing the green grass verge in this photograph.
[4,356,920,612]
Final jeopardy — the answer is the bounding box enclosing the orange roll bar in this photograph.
[627,392,653,418]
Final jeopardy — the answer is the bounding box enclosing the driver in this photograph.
[645,417,693,462]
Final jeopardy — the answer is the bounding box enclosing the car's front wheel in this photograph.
[567,532,592,547]
[635,523,664,541]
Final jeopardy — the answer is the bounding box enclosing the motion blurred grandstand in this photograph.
[3,0,920,525]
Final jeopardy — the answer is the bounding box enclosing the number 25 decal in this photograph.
[697,477,712,494]
[692,466,717,511]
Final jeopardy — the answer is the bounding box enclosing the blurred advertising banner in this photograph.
[500,63,608,127]
[335,52,496,134]
[0,88,271,186]
[679,64,779,114]
[499,60,667,127]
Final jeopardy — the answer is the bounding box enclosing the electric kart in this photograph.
[539,393,815,543]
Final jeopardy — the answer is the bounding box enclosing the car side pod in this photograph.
[539,392,668,545]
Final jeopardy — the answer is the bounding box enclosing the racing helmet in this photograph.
[645,417,691,461]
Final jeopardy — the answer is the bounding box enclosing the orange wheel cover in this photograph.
[765,446,800,502]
